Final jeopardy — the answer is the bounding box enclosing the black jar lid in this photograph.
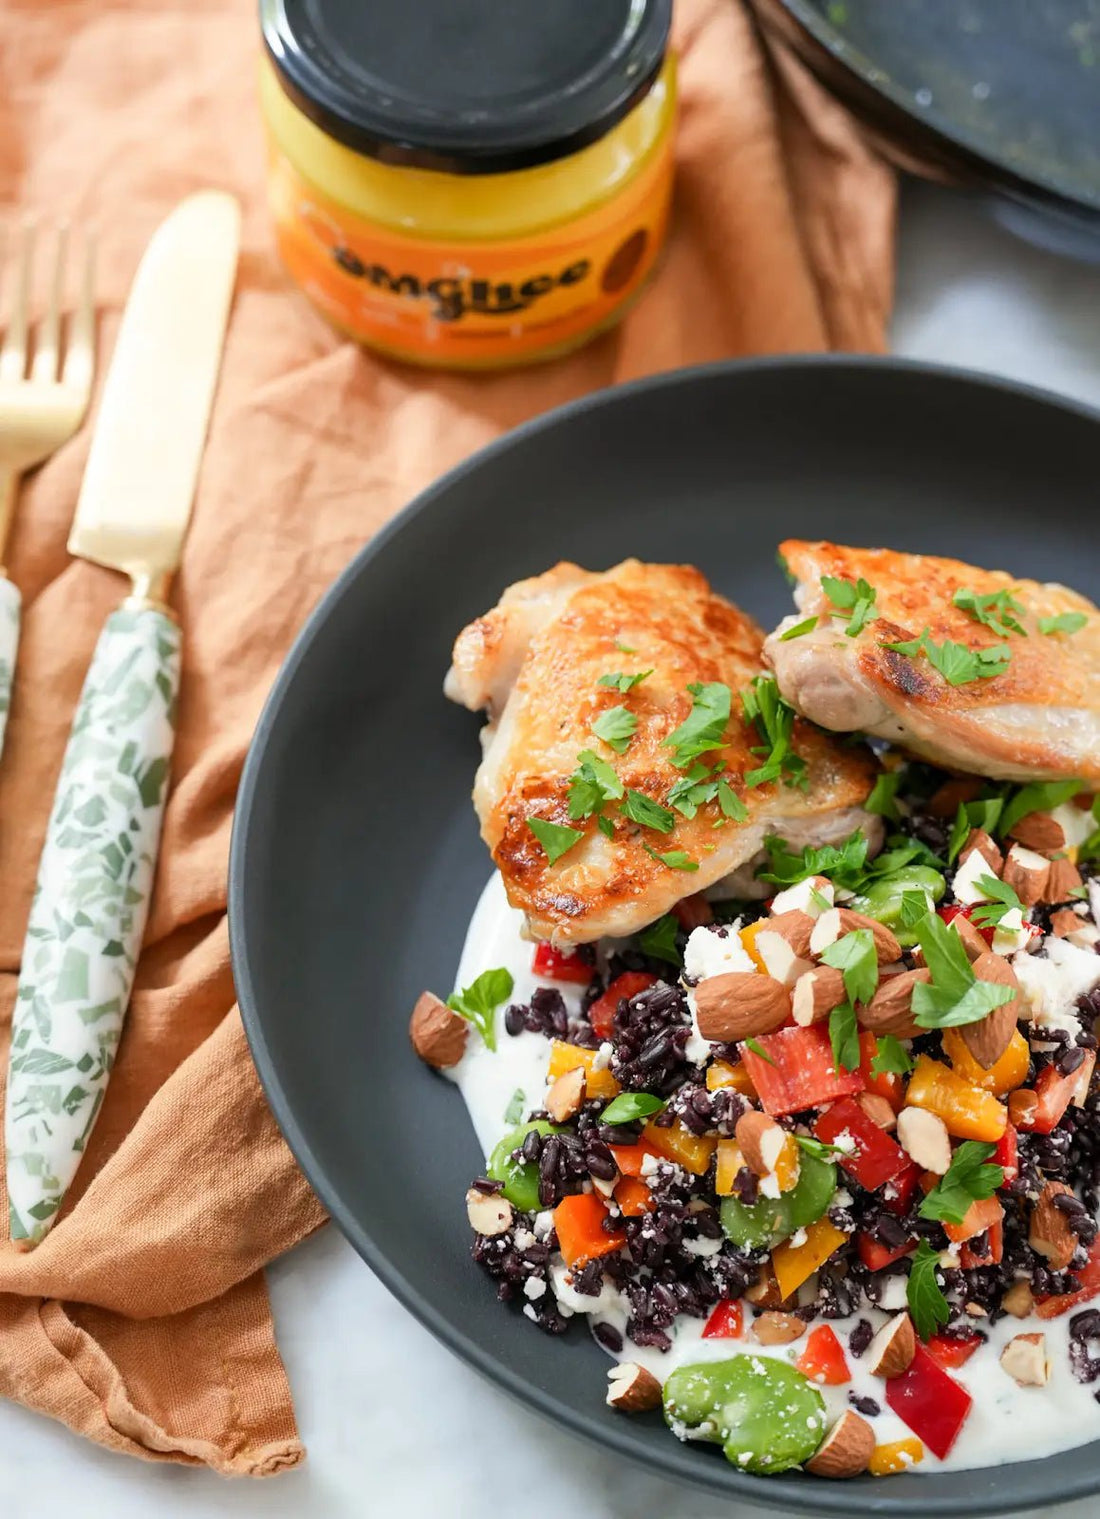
[261,0,672,175]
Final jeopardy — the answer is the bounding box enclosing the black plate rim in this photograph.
[230,352,1100,1515]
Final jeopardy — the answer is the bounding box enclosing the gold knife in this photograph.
[5,191,240,1246]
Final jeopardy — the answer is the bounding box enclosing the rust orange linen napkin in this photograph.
[0,0,895,1473]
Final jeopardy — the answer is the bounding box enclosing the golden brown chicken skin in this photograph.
[765,541,1100,783]
[446,560,879,945]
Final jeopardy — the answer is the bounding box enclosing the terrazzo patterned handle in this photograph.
[6,606,181,1245]
[0,576,22,762]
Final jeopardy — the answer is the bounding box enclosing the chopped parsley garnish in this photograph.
[820,929,879,1006]
[597,814,616,839]
[969,875,1024,930]
[796,1135,844,1160]
[899,889,933,929]
[998,778,1082,838]
[779,615,819,641]
[614,639,638,654]
[919,1141,1003,1225]
[871,1034,914,1076]
[864,771,902,822]
[591,705,637,754]
[567,749,624,820]
[503,1088,526,1125]
[743,1037,776,1067]
[759,827,870,890]
[822,574,878,637]
[1039,611,1087,637]
[952,587,1028,638]
[446,967,513,1052]
[668,763,721,819]
[621,790,676,834]
[911,911,1015,1028]
[598,669,653,693]
[907,1238,950,1340]
[664,682,732,769]
[828,1001,861,1072]
[527,816,585,865]
[600,1091,666,1125]
[717,778,748,821]
[638,913,682,967]
[948,796,1004,862]
[776,549,796,586]
[741,675,807,790]
[884,630,1011,685]
[643,843,699,872]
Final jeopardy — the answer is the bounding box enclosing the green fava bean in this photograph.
[851,865,945,947]
[487,1121,558,1212]
[719,1150,836,1250]
[664,1355,827,1474]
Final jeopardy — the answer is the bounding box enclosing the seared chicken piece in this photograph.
[446,560,880,945]
[765,541,1100,783]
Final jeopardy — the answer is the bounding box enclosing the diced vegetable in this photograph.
[701,1299,744,1339]
[663,1355,827,1474]
[706,1058,757,1097]
[960,1215,1003,1269]
[885,1346,973,1460]
[738,920,768,973]
[850,865,945,946]
[672,892,714,931]
[796,1324,851,1385]
[588,971,658,1039]
[487,1120,559,1211]
[1018,1060,1093,1135]
[993,1124,1018,1186]
[942,1026,1030,1096]
[608,1140,660,1177]
[904,1054,1007,1142]
[719,1150,837,1251]
[859,1030,905,1110]
[738,1024,865,1117]
[857,1231,915,1272]
[882,1160,922,1217]
[925,1330,983,1370]
[553,1192,626,1267]
[642,1119,717,1176]
[715,1138,745,1196]
[547,1040,620,1100]
[944,1195,1003,1245]
[772,1216,848,1299]
[613,1176,653,1216]
[532,942,594,984]
[1037,1237,1100,1318]
[814,1096,910,1191]
[869,1438,924,1476]
[937,902,993,948]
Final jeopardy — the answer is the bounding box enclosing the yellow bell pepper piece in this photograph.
[739,921,768,973]
[942,1026,1030,1096]
[772,1217,848,1300]
[904,1054,1007,1142]
[547,1041,620,1101]
[869,1438,924,1476]
[706,1058,757,1097]
[715,1139,744,1196]
[642,1119,717,1176]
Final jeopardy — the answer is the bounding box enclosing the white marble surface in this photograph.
[5,179,1100,1519]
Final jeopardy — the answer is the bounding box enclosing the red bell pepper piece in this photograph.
[608,1141,661,1178]
[588,971,658,1039]
[553,1193,626,1268]
[1037,1236,1100,1318]
[925,1329,983,1370]
[1019,1057,1096,1135]
[960,1215,1004,1269]
[858,1030,905,1111]
[738,1025,865,1117]
[814,1096,910,1191]
[885,1346,973,1460]
[944,1195,1003,1245]
[993,1123,1018,1186]
[937,902,994,948]
[796,1324,850,1385]
[702,1299,744,1339]
[531,942,595,985]
[857,1231,916,1272]
[671,893,714,931]
[881,1159,922,1217]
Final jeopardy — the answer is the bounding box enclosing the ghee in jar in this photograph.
[260,0,675,369]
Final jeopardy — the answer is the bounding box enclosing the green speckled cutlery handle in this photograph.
[0,577,22,761]
[6,605,181,1245]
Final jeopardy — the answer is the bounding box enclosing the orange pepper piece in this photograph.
[904,1054,1007,1142]
[869,1438,924,1476]
[613,1176,653,1217]
[944,1194,1003,1245]
[715,1139,744,1196]
[706,1058,757,1097]
[942,1026,1030,1096]
[739,920,768,973]
[772,1216,848,1300]
[553,1193,626,1267]
[642,1120,717,1176]
[547,1040,620,1100]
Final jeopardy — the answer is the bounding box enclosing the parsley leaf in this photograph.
[911,911,1015,1028]
[743,1037,777,1067]
[643,843,699,871]
[919,1141,1004,1225]
[638,914,682,967]
[741,675,807,790]
[952,587,1028,638]
[779,615,819,641]
[614,639,638,654]
[597,814,616,839]
[527,816,585,865]
[598,669,653,693]
[664,682,732,769]
[970,875,1023,929]
[600,1091,666,1125]
[759,828,870,891]
[948,796,1004,863]
[871,1034,914,1076]
[717,778,748,822]
[796,1135,844,1160]
[668,763,720,820]
[567,749,624,820]
[621,790,676,834]
[821,929,879,1007]
[503,1088,526,1125]
[1039,612,1087,637]
[822,574,878,637]
[907,1238,950,1341]
[900,890,933,929]
[865,771,902,822]
[998,779,1083,838]
[884,629,1012,685]
[446,967,513,1052]
[591,705,637,754]
[829,1001,861,1072]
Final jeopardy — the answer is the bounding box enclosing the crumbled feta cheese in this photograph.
[522,1304,540,1322]
[831,1129,857,1155]
[788,1227,809,1249]
[533,1210,556,1240]
[640,1152,663,1179]
[592,1041,614,1072]
[523,1275,547,1301]
[549,1259,625,1316]
[512,1228,536,1251]
[684,924,754,981]
[1012,938,1100,1038]
[992,906,1031,956]
[684,1028,713,1065]
[1052,802,1096,849]
[833,1187,853,1208]
[878,1274,910,1309]
[952,846,1001,906]
[770,877,834,918]
[683,1233,724,1258]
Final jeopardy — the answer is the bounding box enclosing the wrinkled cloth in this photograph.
[0,0,895,1472]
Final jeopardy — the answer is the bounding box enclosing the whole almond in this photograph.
[866,1312,916,1378]
[1029,1181,1077,1270]
[960,953,1023,1068]
[762,910,815,959]
[1008,812,1067,856]
[606,1362,663,1412]
[1003,844,1051,908]
[950,912,989,962]
[1050,908,1082,939]
[836,908,901,965]
[1009,1088,1038,1128]
[959,827,1004,875]
[857,1092,898,1130]
[1045,856,1084,904]
[695,972,791,1042]
[858,968,929,1037]
[753,1311,806,1346]
[791,965,847,1026]
[805,1411,875,1479]
[410,991,469,1069]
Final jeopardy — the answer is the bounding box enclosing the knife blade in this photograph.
[5,191,240,1246]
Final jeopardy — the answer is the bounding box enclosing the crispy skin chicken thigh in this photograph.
[765,541,1100,783]
[446,560,879,945]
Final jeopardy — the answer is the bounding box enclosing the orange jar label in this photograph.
[267,142,674,367]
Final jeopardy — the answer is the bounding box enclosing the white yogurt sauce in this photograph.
[448,872,1100,1474]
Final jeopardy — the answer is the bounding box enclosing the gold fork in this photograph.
[0,223,95,753]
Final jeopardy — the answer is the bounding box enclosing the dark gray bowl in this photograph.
[230,356,1100,1514]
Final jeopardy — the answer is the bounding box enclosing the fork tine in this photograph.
[30,225,67,385]
[0,222,35,384]
[62,231,95,396]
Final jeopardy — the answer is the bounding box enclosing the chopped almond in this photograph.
[806,1411,875,1478]
[1008,812,1066,856]
[896,1107,952,1174]
[753,1311,806,1345]
[606,1362,663,1412]
[1045,856,1084,904]
[1000,1333,1050,1387]
[1002,844,1051,908]
[959,828,1004,874]
[410,991,469,1069]
[866,1313,916,1379]
[1029,1182,1077,1270]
